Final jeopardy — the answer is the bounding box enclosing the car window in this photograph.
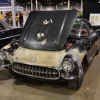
[0,23,4,30]
[71,22,89,37]
[71,23,81,34]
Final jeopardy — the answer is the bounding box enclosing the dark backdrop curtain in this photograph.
[83,3,100,20]
[83,3,100,30]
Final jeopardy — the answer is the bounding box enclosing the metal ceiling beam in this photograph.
[16,0,99,5]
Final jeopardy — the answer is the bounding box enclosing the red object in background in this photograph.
[66,43,73,47]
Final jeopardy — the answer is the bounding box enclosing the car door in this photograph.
[84,24,100,63]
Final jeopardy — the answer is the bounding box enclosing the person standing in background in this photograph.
[5,12,10,24]
[19,13,23,27]
[16,13,19,27]
[0,12,3,19]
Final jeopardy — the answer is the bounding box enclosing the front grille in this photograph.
[13,63,59,79]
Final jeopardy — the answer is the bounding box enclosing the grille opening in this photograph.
[13,63,59,79]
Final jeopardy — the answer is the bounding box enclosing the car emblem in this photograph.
[37,33,44,38]
[42,19,53,25]
[31,57,36,62]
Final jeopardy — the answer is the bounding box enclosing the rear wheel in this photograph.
[68,67,84,90]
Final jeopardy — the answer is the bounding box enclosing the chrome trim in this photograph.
[0,64,11,68]
[0,34,21,41]
[12,61,59,69]
[12,62,60,80]
[64,76,77,80]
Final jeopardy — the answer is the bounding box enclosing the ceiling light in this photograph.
[27,2,30,4]
[64,2,67,4]
[60,3,62,5]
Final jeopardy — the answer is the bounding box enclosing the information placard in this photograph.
[90,14,100,26]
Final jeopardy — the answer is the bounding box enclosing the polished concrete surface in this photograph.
[0,54,100,100]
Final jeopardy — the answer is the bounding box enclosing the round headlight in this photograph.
[62,60,73,72]
[0,51,6,64]
[0,51,5,60]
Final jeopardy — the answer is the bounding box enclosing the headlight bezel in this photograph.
[62,58,74,72]
[0,50,6,64]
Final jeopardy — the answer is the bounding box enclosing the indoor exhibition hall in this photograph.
[0,0,100,100]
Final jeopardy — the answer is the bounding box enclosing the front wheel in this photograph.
[68,67,84,90]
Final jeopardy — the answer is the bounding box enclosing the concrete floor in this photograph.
[0,54,100,100]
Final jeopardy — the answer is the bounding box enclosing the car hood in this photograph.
[19,10,78,50]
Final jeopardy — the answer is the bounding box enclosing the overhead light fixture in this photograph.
[64,2,67,4]
[27,2,30,4]
[60,3,62,5]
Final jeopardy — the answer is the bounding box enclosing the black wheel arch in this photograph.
[81,54,88,68]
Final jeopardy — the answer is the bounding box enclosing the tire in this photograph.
[95,47,100,55]
[68,67,84,90]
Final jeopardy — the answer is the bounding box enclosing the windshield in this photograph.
[71,22,82,37]
[70,22,89,37]
[71,23,81,33]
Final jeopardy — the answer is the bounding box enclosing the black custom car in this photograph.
[0,19,22,48]
[0,11,100,90]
